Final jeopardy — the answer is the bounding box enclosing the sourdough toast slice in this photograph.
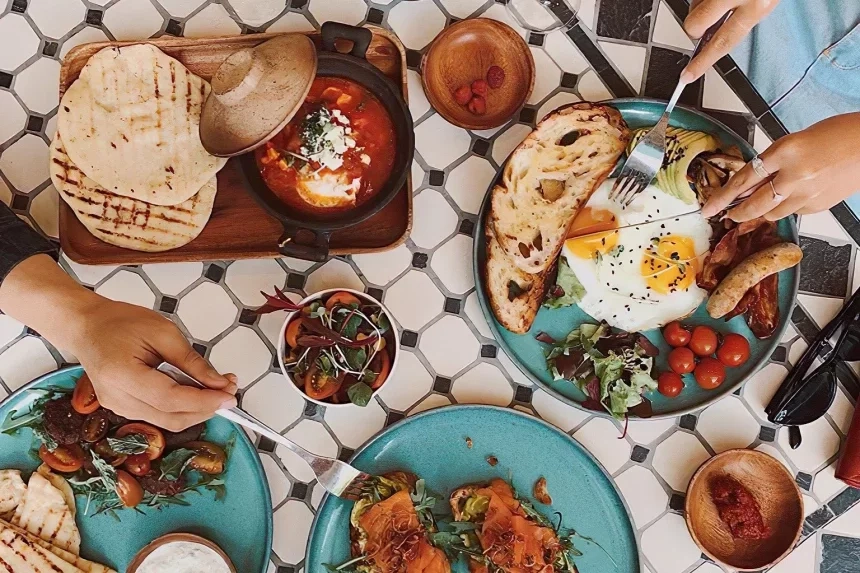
[490,103,629,275]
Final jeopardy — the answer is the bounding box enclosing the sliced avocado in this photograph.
[627,127,719,204]
[461,494,490,521]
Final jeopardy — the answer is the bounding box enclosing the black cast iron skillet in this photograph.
[239,22,414,262]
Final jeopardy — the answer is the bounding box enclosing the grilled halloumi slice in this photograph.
[0,470,26,518]
[12,473,80,555]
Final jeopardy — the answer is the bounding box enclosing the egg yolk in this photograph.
[641,235,697,294]
[565,207,619,259]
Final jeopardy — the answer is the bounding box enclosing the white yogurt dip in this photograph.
[137,541,231,573]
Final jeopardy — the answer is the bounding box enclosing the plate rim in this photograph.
[0,364,275,573]
[305,404,642,571]
[471,97,800,419]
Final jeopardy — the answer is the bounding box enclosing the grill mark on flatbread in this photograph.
[0,555,12,572]
[1,531,71,573]
[186,72,192,114]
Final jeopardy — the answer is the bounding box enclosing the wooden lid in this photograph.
[200,34,317,157]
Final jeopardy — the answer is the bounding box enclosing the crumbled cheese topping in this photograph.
[300,106,363,174]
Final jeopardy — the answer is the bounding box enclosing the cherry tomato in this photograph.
[93,439,128,467]
[185,441,227,474]
[325,291,361,310]
[689,326,719,357]
[717,333,751,367]
[369,350,392,390]
[657,372,684,398]
[39,444,85,473]
[115,470,144,508]
[663,321,691,347]
[285,319,302,348]
[115,423,166,461]
[71,374,100,415]
[694,357,726,389]
[123,453,151,477]
[305,367,343,401]
[668,347,696,375]
[81,410,109,443]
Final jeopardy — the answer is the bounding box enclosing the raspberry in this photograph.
[467,95,486,115]
[471,79,489,97]
[453,85,472,105]
[486,65,505,89]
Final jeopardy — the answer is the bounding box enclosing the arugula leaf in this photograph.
[107,433,149,455]
[90,451,118,491]
[544,259,586,309]
[347,383,373,407]
[159,448,196,481]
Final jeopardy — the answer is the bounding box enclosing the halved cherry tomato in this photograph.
[657,372,684,398]
[668,347,696,375]
[694,357,726,389]
[115,470,144,508]
[369,350,391,390]
[115,423,166,461]
[285,319,302,348]
[82,410,109,443]
[325,291,361,310]
[663,321,691,348]
[717,333,751,367]
[39,444,85,473]
[305,367,343,401]
[689,326,719,357]
[123,453,151,476]
[93,439,128,467]
[184,441,227,474]
[71,374,100,415]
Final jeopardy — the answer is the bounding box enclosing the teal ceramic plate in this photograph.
[306,405,640,573]
[474,99,799,418]
[0,366,273,572]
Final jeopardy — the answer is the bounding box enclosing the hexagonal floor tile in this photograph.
[278,419,339,482]
[388,0,445,49]
[829,386,853,434]
[452,362,514,406]
[260,453,291,507]
[492,123,531,164]
[572,417,630,474]
[0,315,24,348]
[697,397,759,453]
[304,258,364,294]
[412,160,426,190]
[1,134,50,192]
[497,347,533,388]
[157,0,207,18]
[0,178,10,207]
[446,156,496,215]
[420,316,480,376]
[0,337,57,391]
[242,372,305,432]
[0,14,39,71]
[641,513,702,573]
[479,3,527,39]
[60,26,109,59]
[208,326,272,387]
[384,271,444,331]
[463,292,492,339]
[272,499,313,564]
[227,0,284,26]
[652,431,711,491]
[408,393,452,416]
[103,0,164,40]
[813,461,846,502]
[407,70,431,121]
[95,270,156,308]
[308,0,367,26]
[142,262,203,296]
[353,244,411,286]
[177,282,238,340]
[528,47,561,105]
[280,256,316,273]
[0,92,25,146]
[624,418,675,445]
[184,3,241,37]
[225,259,287,306]
[29,185,59,239]
[544,30,589,75]
[414,114,471,169]
[598,41,645,93]
[28,0,85,39]
[577,70,613,101]
[531,389,591,432]
[537,91,581,123]
[431,235,474,295]
[411,189,458,249]
[743,362,788,420]
[778,416,840,472]
[614,465,668,527]
[438,0,486,18]
[267,11,316,33]
[325,398,387,448]
[377,350,433,411]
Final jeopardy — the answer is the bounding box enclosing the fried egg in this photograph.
[296,171,360,208]
[562,180,712,332]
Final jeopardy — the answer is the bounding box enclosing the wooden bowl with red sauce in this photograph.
[685,449,803,571]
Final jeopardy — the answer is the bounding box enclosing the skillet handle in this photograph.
[320,21,372,60]
[277,226,330,262]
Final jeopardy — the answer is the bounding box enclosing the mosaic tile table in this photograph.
[0,0,859,571]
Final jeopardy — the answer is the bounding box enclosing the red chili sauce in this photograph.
[710,475,771,540]
[255,77,396,217]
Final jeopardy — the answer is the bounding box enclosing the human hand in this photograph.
[681,0,779,83]
[702,112,860,221]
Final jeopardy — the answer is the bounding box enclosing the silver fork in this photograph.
[609,13,731,207]
[156,362,375,501]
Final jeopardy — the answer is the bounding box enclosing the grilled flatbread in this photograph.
[12,472,80,555]
[0,519,115,573]
[57,44,226,206]
[0,470,26,519]
[36,465,75,519]
[51,135,216,252]
[0,523,85,573]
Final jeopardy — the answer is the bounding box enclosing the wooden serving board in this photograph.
[58,27,412,265]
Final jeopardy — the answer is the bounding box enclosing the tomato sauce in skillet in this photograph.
[256,77,396,217]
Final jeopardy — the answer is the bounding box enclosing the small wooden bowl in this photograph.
[685,449,803,571]
[127,533,236,572]
[421,18,534,130]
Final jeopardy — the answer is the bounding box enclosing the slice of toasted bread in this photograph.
[490,103,629,275]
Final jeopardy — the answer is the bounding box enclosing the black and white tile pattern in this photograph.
[0,0,858,572]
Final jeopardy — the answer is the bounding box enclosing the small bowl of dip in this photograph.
[128,533,235,573]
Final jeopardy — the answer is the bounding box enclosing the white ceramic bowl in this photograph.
[277,288,400,408]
